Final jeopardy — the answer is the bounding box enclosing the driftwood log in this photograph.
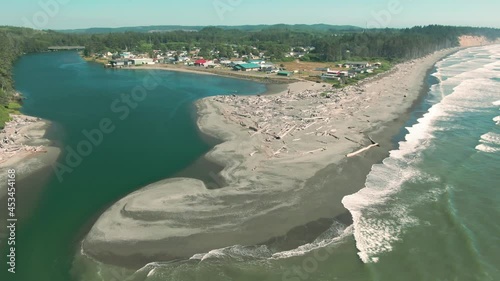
[346,136,380,157]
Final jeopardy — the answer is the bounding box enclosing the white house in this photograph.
[131,58,155,65]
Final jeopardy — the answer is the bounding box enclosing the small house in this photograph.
[277,71,292,77]
[120,52,132,59]
[344,61,370,68]
[233,63,261,71]
[248,59,265,65]
[109,59,132,67]
[131,58,155,65]
[194,59,207,66]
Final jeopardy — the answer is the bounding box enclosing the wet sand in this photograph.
[81,48,460,267]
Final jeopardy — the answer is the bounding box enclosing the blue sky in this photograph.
[1,0,499,30]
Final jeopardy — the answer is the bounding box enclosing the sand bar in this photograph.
[0,114,60,199]
[82,48,460,266]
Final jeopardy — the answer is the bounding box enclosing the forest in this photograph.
[1,24,500,126]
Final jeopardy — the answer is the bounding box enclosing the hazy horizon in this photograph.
[1,0,499,30]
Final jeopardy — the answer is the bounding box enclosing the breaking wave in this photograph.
[343,45,500,263]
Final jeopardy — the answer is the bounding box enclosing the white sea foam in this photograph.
[343,45,500,264]
[493,100,500,106]
[271,222,351,259]
[480,132,500,145]
[494,116,500,125]
[342,161,424,263]
[186,220,353,263]
[189,245,273,262]
[476,144,500,153]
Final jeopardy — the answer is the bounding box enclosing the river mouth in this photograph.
[4,51,269,281]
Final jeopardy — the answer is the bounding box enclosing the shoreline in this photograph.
[103,63,299,85]
[0,114,60,238]
[81,47,461,267]
[0,115,60,195]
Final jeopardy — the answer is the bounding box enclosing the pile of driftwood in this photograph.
[0,116,46,162]
[212,84,382,159]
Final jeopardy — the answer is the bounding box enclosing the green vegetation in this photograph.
[0,24,500,127]
[59,24,364,34]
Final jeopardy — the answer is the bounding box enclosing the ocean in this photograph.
[3,45,500,281]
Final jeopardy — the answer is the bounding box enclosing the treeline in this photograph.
[80,25,500,61]
[0,27,87,108]
[1,24,500,111]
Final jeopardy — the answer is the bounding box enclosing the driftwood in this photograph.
[276,125,296,140]
[273,146,287,156]
[303,147,326,154]
[329,133,340,139]
[250,124,270,137]
[304,121,318,130]
[302,117,327,121]
[345,136,361,145]
[346,138,380,158]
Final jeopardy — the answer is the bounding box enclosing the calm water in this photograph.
[2,52,266,281]
[4,45,500,281]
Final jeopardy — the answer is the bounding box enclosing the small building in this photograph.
[131,58,155,65]
[277,71,292,77]
[233,63,261,71]
[229,60,245,67]
[259,64,275,72]
[109,59,132,67]
[177,56,190,62]
[120,52,132,59]
[344,61,370,68]
[219,60,232,66]
[248,59,265,65]
[194,59,207,66]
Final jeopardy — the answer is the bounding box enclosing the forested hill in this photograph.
[1,24,500,126]
[58,24,364,34]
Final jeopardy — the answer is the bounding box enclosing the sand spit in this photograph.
[0,114,60,198]
[82,48,459,265]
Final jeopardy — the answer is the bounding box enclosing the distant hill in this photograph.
[57,24,364,34]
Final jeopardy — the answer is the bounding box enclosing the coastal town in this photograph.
[85,47,389,85]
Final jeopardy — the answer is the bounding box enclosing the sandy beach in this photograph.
[0,115,60,199]
[82,48,460,267]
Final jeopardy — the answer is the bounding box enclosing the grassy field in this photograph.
[0,102,22,128]
[279,58,393,84]
[82,56,109,65]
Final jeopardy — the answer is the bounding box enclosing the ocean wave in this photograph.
[342,160,426,263]
[271,222,351,259]
[343,46,500,264]
[475,144,500,153]
[480,132,500,146]
[494,116,500,125]
[187,220,352,262]
[190,245,273,262]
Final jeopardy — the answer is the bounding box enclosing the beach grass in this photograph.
[0,102,23,128]
[0,106,9,128]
